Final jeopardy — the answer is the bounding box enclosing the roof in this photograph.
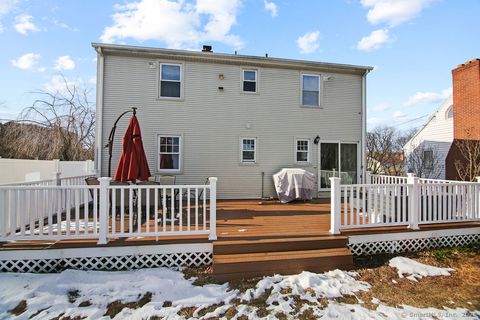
[403,95,453,148]
[91,43,373,75]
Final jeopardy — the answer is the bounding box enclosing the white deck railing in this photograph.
[0,177,218,243]
[330,174,480,233]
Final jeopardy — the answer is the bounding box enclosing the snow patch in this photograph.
[389,257,455,281]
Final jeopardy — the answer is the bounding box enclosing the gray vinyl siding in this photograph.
[100,54,363,199]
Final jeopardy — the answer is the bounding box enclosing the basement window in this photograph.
[159,63,182,98]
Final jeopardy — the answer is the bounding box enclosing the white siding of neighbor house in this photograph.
[404,96,454,179]
[99,53,364,199]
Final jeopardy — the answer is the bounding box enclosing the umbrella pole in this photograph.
[105,107,137,177]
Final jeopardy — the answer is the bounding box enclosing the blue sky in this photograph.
[1,0,479,130]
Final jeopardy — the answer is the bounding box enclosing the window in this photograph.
[241,138,256,163]
[243,70,257,92]
[446,105,453,119]
[160,63,182,98]
[158,135,182,172]
[423,150,433,170]
[301,74,320,106]
[295,139,310,163]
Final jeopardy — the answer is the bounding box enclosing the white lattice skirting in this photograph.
[348,227,480,256]
[0,243,213,273]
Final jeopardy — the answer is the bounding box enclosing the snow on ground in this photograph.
[389,256,455,281]
[0,260,477,320]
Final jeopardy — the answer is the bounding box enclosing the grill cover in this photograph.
[273,168,315,203]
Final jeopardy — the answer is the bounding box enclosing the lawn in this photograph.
[1,243,479,320]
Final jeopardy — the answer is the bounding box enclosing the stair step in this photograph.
[213,247,353,281]
[213,236,348,255]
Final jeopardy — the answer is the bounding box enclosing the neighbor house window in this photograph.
[241,138,256,163]
[160,63,182,98]
[423,150,433,170]
[296,139,310,163]
[158,135,182,172]
[243,70,257,92]
[301,74,320,106]
[446,105,453,119]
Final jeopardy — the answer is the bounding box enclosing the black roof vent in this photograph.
[202,45,212,53]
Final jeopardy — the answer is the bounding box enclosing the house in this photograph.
[403,95,453,179]
[404,58,480,180]
[92,43,372,198]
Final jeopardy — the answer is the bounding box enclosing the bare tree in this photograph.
[454,129,480,181]
[405,144,442,179]
[0,75,95,160]
[367,126,414,176]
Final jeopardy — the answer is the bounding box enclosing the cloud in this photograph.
[0,0,18,32]
[54,55,76,70]
[89,76,96,85]
[373,102,391,112]
[11,53,43,71]
[264,1,278,17]
[392,110,408,119]
[357,28,392,51]
[296,31,320,54]
[367,117,386,127]
[404,87,452,107]
[50,17,79,31]
[100,0,243,49]
[42,75,87,95]
[360,0,434,27]
[14,14,40,35]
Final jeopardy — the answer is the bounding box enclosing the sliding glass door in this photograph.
[319,142,358,189]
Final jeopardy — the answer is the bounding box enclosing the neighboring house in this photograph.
[403,95,454,179]
[404,58,480,180]
[368,152,405,176]
[93,43,372,199]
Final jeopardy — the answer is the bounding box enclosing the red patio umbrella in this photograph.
[114,115,151,182]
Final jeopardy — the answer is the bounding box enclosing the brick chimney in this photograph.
[452,58,480,140]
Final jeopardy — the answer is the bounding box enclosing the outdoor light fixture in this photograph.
[314,136,320,144]
[219,74,224,80]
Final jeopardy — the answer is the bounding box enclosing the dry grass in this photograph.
[9,300,27,316]
[354,244,480,311]
[104,292,152,318]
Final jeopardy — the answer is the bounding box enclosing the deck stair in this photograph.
[212,235,353,281]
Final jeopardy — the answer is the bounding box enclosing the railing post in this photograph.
[329,177,341,235]
[365,171,372,184]
[407,173,420,230]
[98,177,111,244]
[52,171,61,186]
[208,177,217,240]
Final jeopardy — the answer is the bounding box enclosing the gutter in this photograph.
[91,42,373,74]
[94,46,105,175]
[361,69,370,183]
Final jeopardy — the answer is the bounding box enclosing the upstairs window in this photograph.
[241,138,256,163]
[295,139,310,163]
[446,105,453,119]
[301,74,320,106]
[243,70,257,92]
[160,63,182,98]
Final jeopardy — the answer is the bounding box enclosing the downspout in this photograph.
[94,46,105,175]
[361,70,370,183]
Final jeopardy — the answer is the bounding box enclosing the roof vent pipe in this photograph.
[202,45,212,52]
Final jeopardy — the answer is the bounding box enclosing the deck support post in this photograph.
[98,177,111,244]
[407,173,420,230]
[208,177,218,241]
[329,177,341,235]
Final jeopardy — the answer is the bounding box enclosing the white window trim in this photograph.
[240,137,257,164]
[294,138,311,164]
[300,73,322,108]
[241,68,259,94]
[158,62,184,100]
[156,134,183,174]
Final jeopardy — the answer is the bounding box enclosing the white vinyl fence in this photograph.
[330,174,480,233]
[0,177,218,243]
